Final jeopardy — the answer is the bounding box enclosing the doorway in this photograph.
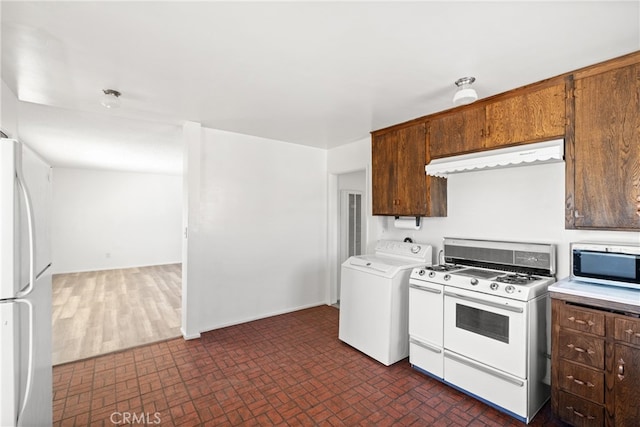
[336,170,366,304]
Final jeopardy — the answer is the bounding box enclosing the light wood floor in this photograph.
[52,264,182,365]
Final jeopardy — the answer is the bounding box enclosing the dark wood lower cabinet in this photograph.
[613,344,640,426]
[551,296,640,426]
[557,389,604,427]
[557,359,604,403]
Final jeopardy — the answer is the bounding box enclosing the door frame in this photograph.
[328,168,369,305]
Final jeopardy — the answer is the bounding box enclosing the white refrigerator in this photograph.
[0,138,53,426]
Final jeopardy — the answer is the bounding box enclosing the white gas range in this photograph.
[409,238,556,424]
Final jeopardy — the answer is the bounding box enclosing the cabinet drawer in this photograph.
[409,339,443,379]
[557,359,604,403]
[558,330,605,369]
[558,305,605,336]
[614,317,640,346]
[558,390,604,427]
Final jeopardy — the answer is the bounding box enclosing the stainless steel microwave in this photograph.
[571,242,640,289]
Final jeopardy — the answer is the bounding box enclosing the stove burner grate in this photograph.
[495,273,540,285]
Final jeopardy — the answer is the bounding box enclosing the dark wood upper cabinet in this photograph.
[371,122,446,217]
[371,129,398,215]
[428,81,566,159]
[484,83,565,149]
[372,50,639,230]
[567,59,640,230]
[429,105,485,158]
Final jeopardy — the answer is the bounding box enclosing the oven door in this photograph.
[444,286,528,378]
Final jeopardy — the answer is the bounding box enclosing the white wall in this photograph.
[183,127,327,336]
[379,162,640,279]
[1,79,19,138]
[52,168,182,273]
[327,137,380,303]
[338,170,366,193]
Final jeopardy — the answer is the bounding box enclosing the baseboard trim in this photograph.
[198,302,326,336]
[181,327,201,340]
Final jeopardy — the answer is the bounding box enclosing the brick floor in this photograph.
[52,305,567,426]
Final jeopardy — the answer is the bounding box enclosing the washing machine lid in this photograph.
[345,254,424,277]
[348,256,395,273]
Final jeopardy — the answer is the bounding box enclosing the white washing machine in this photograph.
[338,240,432,366]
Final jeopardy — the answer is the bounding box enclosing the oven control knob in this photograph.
[418,269,426,276]
[505,285,515,294]
[490,282,499,291]
[411,245,422,254]
[470,278,479,286]
[444,274,451,281]
[428,271,436,278]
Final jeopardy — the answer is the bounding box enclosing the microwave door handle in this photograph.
[15,157,36,299]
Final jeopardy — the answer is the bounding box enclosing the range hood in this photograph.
[426,139,564,178]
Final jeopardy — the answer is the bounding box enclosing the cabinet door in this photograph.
[395,123,427,215]
[614,344,640,426]
[485,83,566,148]
[371,131,397,215]
[572,63,640,229]
[429,106,485,158]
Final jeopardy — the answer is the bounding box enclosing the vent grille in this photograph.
[445,245,513,264]
[445,244,553,273]
[347,193,362,257]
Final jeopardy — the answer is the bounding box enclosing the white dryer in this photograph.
[339,240,432,365]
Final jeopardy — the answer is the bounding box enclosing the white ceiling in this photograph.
[2,1,639,174]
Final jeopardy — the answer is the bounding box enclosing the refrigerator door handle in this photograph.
[14,154,36,299]
[15,299,33,425]
[16,299,34,425]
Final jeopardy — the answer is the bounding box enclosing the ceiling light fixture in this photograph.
[101,89,121,109]
[452,77,478,106]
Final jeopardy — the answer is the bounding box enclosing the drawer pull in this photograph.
[566,375,595,388]
[624,328,640,338]
[618,358,625,380]
[568,316,595,327]
[567,343,595,355]
[566,407,596,420]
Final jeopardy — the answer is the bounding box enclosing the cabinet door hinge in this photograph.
[567,87,577,99]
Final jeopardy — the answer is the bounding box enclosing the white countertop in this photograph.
[549,277,640,307]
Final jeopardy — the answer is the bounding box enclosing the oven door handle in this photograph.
[410,338,442,354]
[444,351,524,387]
[444,291,524,313]
[410,284,442,294]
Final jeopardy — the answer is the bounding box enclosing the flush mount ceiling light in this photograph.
[101,89,121,109]
[452,77,478,106]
